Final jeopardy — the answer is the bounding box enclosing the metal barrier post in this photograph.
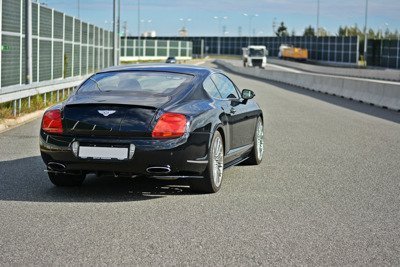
[13,100,17,117]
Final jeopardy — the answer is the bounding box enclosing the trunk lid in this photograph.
[62,93,167,137]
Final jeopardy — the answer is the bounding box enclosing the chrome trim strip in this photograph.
[152,175,203,180]
[225,143,254,157]
[71,121,79,130]
[187,160,208,164]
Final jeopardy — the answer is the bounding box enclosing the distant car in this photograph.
[166,56,177,64]
[40,64,264,193]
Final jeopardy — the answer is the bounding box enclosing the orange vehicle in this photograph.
[279,44,308,61]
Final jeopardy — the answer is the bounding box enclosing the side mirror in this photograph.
[241,89,255,100]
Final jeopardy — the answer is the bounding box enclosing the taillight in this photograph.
[152,113,187,139]
[42,109,63,134]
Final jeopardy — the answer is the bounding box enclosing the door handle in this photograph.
[230,107,236,114]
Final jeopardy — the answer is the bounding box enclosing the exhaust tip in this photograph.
[47,162,66,172]
[146,166,171,174]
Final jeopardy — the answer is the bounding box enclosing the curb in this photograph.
[0,109,45,134]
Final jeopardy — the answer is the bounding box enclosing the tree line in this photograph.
[274,22,399,39]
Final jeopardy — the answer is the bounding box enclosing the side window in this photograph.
[203,76,222,98]
[211,74,239,99]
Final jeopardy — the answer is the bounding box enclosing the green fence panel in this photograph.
[2,0,21,33]
[39,40,51,81]
[1,35,20,87]
[74,19,80,43]
[81,23,88,44]
[88,47,94,72]
[32,38,38,82]
[53,11,63,39]
[32,3,38,36]
[145,48,155,57]
[39,7,52,38]
[21,37,26,83]
[64,16,73,41]
[73,44,80,76]
[88,25,94,45]
[157,48,167,57]
[81,46,87,75]
[94,48,99,70]
[53,41,63,79]
[64,43,72,78]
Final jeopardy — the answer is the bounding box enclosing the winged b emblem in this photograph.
[98,110,116,117]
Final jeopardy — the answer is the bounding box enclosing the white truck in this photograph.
[242,45,268,68]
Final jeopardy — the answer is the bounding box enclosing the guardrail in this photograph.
[0,76,88,116]
[214,60,400,111]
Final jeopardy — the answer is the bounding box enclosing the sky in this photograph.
[41,0,400,36]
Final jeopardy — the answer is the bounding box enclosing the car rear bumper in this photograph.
[40,131,211,177]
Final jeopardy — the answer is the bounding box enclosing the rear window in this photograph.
[78,71,193,95]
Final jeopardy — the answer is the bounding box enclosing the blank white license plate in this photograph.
[78,146,128,160]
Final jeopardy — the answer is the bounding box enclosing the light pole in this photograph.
[316,0,320,37]
[213,16,228,55]
[363,0,368,65]
[243,13,258,45]
[113,0,119,66]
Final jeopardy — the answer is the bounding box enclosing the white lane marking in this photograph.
[265,63,302,73]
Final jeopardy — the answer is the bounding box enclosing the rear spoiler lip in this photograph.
[64,94,171,109]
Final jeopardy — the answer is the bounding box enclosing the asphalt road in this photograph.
[1,63,400,265]
[226,59,400,85]
[225,58,302,73]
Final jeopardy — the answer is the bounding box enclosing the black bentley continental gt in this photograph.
[40,64,264,193]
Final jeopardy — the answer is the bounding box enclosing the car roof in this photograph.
[98,63,222,77]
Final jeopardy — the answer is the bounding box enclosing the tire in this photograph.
[48,172,86,186]
[191,131,224,194]
[246,117,264,165]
